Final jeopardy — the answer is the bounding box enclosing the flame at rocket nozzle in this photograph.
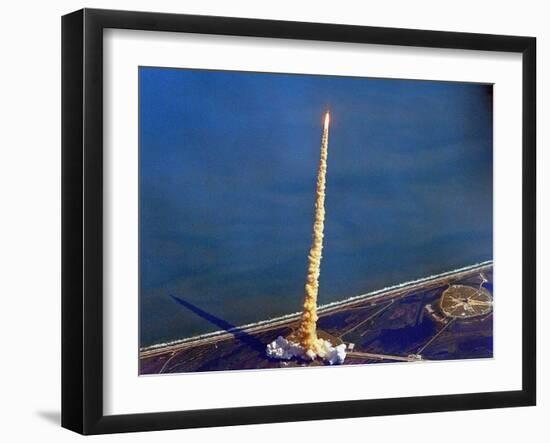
[324,111,330,129]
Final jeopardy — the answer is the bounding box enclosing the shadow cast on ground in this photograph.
[36,410,60,426]
[169,295,265,352]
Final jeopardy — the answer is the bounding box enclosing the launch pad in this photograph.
[440,284,493,319]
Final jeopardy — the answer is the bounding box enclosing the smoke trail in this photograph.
[297,111,330,355]
[266,112,345,363]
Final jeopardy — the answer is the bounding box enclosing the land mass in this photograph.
[140,262,493,374]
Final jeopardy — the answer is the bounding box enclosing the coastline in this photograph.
[140,260,493,358]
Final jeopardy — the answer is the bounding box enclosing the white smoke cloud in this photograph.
[266,335,347,365]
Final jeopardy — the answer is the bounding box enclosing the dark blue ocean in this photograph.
[139,67,493,348]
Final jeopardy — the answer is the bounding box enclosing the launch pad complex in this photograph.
[140,262,493,374]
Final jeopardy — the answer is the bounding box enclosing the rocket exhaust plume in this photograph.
[266,111,346,364]
[297,111,330,355]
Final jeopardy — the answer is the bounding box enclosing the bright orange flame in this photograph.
[324,111,330,129]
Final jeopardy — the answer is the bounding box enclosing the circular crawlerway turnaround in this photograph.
[439,284,493,319]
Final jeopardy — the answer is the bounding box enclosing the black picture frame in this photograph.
[62,8,536,435]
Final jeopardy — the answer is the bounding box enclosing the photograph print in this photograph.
[138,67,493,375]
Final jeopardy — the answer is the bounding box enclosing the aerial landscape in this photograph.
[141,262,493,374]
[139,67,493,374]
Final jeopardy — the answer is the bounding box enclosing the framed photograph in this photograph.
[62,8,536,434]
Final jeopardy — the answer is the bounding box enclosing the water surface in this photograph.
[139,67,493,347]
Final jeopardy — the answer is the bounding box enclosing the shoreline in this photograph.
[140,260,493,357]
